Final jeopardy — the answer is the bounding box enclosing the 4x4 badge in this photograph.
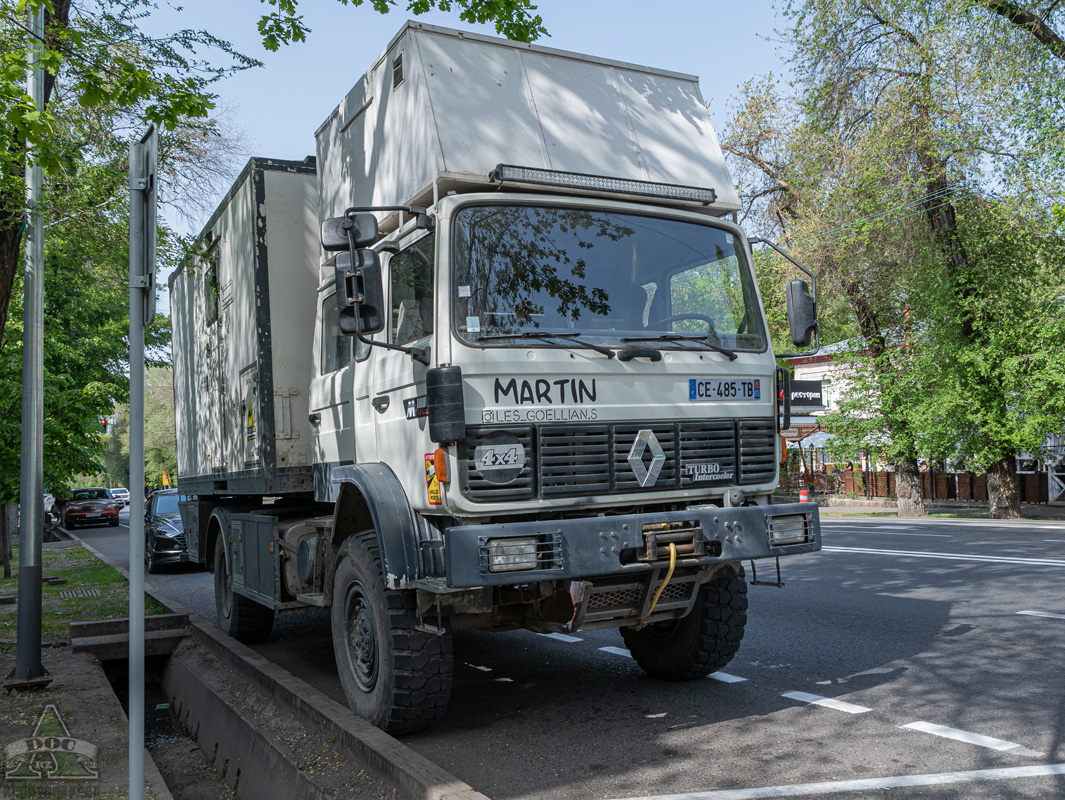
[628,430,665,487]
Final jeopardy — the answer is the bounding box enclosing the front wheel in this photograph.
[621,564,748,680]
[331,534,453,735]
[213,535,274,643]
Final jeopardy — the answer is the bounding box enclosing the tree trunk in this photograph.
[895,458,926,517]
[0,501,14,578]
[986,457,1022,519]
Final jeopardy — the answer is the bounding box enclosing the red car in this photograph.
[63,487,120,529]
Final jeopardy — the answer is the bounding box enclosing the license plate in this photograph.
[689,378,761,401]
[85,513,101,518]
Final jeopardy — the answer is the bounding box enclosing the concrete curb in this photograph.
[67,524,491,800]
[190,620,490,800]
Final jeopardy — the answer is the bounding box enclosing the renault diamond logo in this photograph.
[628,430,665,487]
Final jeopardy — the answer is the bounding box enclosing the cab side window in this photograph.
[391,233,436,346]
[321,292,351,373]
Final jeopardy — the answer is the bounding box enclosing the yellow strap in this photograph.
[646,542,677,617]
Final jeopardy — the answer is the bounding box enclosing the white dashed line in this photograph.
[600,646,632,658]
[1017,610,1065,621]
[540,632,583,642]
[781,691,871,714]
[609,763,1065,800]
[823,545,1065,567]
[709,672,746,683]
[900,721,1021,751]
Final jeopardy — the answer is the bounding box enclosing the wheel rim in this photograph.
[343,580,379,693]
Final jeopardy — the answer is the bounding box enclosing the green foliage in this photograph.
[256,0,547,51]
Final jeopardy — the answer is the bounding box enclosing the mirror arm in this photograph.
[351,317,430,366]
[749,237,820,358]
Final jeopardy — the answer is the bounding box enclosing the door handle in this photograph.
[308,412,321,426]
[372,396,390,412]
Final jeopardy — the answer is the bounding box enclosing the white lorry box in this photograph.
[170,158,319,494]
[316,21,740,232]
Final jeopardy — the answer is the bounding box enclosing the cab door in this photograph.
[309,288,355,469]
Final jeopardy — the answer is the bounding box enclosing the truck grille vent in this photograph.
[738,420,777,484]
[461,418,776,502]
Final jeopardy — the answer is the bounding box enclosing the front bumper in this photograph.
[444,502,820,588]
[66,509,119,526]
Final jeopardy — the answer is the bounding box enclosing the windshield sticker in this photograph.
[458,285,471,298]
[466,315,481,333]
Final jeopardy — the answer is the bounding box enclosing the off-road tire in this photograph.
[213,535,274,643]
[621,564,748,680]
[331,533,453,735]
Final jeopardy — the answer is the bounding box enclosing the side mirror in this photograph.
[321,213,378,252]
[786,279,817,348]
[335,250,385,335]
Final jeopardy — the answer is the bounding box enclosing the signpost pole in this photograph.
[128,125,157,800]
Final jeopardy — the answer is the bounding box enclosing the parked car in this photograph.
[62,487,120,528]
[110,487,130,507]
[43,493,55,519]
[145,490,192,573]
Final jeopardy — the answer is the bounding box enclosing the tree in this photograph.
[726,0,1065,517]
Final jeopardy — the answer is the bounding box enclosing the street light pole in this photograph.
[8,0,49,691]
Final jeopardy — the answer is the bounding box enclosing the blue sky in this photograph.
[147,0,789,228]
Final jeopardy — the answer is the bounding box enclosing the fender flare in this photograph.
[331,463,420,590]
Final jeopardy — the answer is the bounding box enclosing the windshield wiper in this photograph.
[621,334,738,361]
[476,330,616,359]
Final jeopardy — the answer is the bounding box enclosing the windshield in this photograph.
[73,489,109,501]
[451,204,766,351]
[153,493,187,515]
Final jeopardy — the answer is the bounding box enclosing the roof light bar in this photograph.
[488,164,717,206]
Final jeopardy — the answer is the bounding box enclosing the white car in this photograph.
[110,487,130,507]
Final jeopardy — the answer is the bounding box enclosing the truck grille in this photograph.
[461,418,776,502]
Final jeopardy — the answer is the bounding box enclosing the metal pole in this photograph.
[11,1,48,689]
[128,136,148,800]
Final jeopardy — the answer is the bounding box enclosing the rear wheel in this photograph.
[621,564,748,680]
[213,534,274,643]
[331,534,452,735]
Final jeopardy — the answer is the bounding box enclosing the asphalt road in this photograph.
[76,511,1065,800]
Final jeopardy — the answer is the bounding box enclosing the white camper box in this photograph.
[170,158,319,495]
[315,21,741,232]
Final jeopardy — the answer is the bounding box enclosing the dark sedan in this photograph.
[63,487,120,528]
[145,490,192,573]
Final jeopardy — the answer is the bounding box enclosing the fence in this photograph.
[785,470,1050,503]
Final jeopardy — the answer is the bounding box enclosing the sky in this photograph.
[144,0,790,232]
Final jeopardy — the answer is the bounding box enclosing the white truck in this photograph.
[170,22,821,735]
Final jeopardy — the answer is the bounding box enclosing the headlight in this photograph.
[486,537,539,572]
[769,514,809,546]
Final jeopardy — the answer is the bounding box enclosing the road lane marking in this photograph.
[1017,610,1065,621]
[709,672,746,683]
[821,525,951,537]
[1045,539,1065,543]
[899,721,1021,751]
[781,691,871,714]
[600,646,632,658]
[540,632,582,642]
[824,545,1065,567]
[610,763,1065,800]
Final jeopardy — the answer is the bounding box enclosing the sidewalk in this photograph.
[776,494,1065,520]
[0,538,174,800]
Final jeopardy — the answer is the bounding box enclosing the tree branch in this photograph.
[981,0,1065,60]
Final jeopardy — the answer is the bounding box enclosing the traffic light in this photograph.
[100,418,108,433]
